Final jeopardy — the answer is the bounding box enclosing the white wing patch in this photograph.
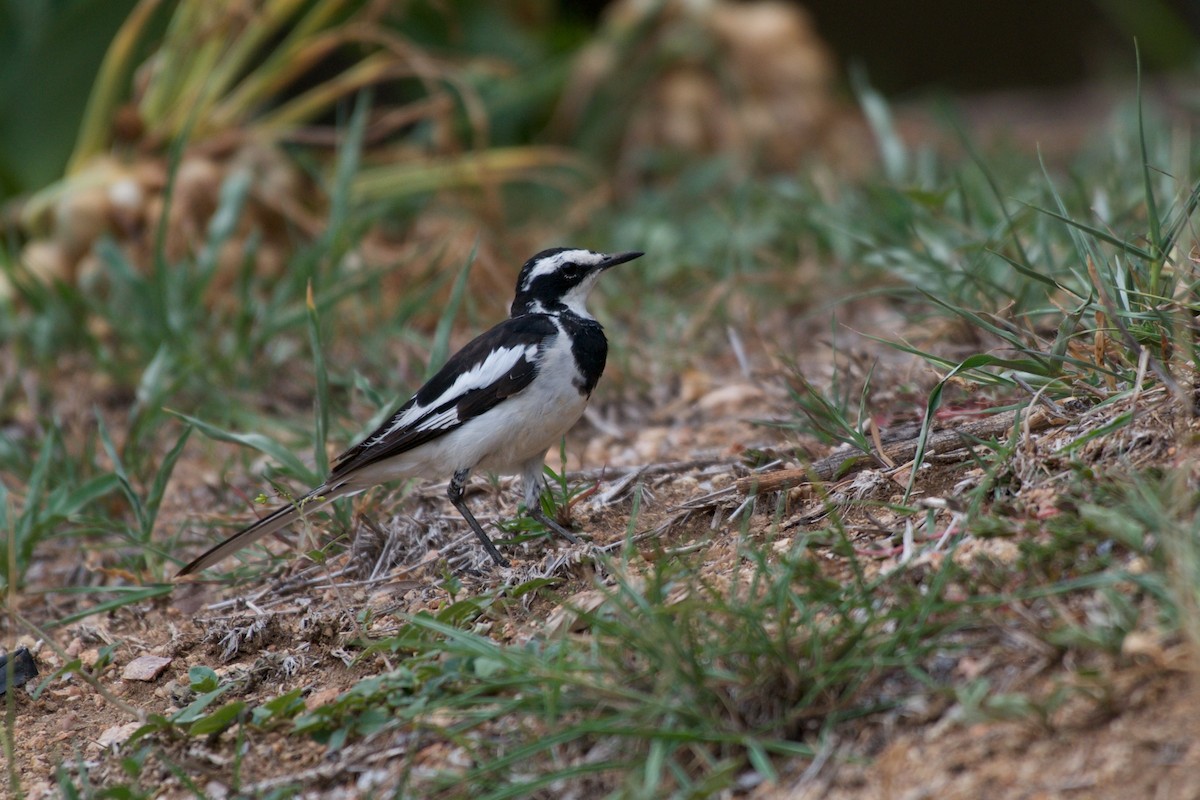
[370,343,539,444]
[416,406,459,432]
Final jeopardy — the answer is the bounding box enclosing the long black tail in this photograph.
[175,483,353,576]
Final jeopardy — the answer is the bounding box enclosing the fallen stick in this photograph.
[737,406,1064,495]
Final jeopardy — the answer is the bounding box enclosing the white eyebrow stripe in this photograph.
[521,249,603,289]
[372,343,539,442]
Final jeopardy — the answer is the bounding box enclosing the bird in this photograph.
[176,247,644,575]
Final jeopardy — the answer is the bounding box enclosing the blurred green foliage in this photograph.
[0,0,141,198]
[0,0,597,202]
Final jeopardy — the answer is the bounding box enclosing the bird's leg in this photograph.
[529,505,581,544]
[448,469,510,567]
[522,461,580,544]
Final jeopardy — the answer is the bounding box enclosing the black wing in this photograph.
[328,315,558,480]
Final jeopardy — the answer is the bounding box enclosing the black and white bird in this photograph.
[176,248,643,575]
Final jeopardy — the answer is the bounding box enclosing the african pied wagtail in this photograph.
[177,248,643,574]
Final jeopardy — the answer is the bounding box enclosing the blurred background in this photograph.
[0,0,1196,449]
[3,0,1197,195]
[1,0,1197,457]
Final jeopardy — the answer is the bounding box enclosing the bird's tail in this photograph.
[175,483,353,577]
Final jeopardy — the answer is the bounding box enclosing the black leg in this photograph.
[447,469,510,567]
[528,504,580,544]
[519,460,581,544]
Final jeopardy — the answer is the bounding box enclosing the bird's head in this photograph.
[511,248,643,318]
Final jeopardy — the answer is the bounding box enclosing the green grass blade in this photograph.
[95,412,148,535]
[45,585,174,628]
[905,357,1037,501]
[130,345,176,426]
[947,108,1032,269]
[142,424,192,547]
[325,89,369,247]
[1134,44,1163,268]
[49,474,123,521]
[167,409,314,482]
[987,248,1078,296]
[306,282,330,477]
[195,166,253,281]
[426,243,477,379]
[917,291,1056,374]
[851,67,907,182]
[1023,201,1154,262]
[1059,411,1135,454]
[13,428,59,568]
[1159,178,1200,255]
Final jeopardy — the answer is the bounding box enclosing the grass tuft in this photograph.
[276,540,972,796]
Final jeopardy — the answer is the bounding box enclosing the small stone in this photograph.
[97,722,142,750]
[122,655,172,682]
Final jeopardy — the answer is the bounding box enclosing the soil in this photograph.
[6,315,1199,799]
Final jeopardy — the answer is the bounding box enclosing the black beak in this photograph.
[599,251,644,270]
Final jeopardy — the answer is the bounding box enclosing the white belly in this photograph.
[348,332,590,484]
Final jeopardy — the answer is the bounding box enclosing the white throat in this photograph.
[557,272,602,318]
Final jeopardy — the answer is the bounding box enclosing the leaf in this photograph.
[46,585,174,628]
[325,89,369,237]
[167,409,313,482]
[48,473,123,521]
[509,577,559,599]
[987,248,1075,294]
[1059,411,1134,454]
[127,715,177,747]
[14,427,60,561]
[473,657,507,679]
[905,356,1042,502]
[1024,201,1153,262]
[95,411,147,533]
[142,423,192,542]
[426,243,477,379]
[1135,45,1162,262]
[306,280,330,477]
[188,700,246,736]
[744,738,778,783]
[198,167,253,276]
[173,686,229,724]
[251,688,306,727]
[188,666,220,692]
[133,344,175,415]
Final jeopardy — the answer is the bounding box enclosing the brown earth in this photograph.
[5,312,1199,798]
